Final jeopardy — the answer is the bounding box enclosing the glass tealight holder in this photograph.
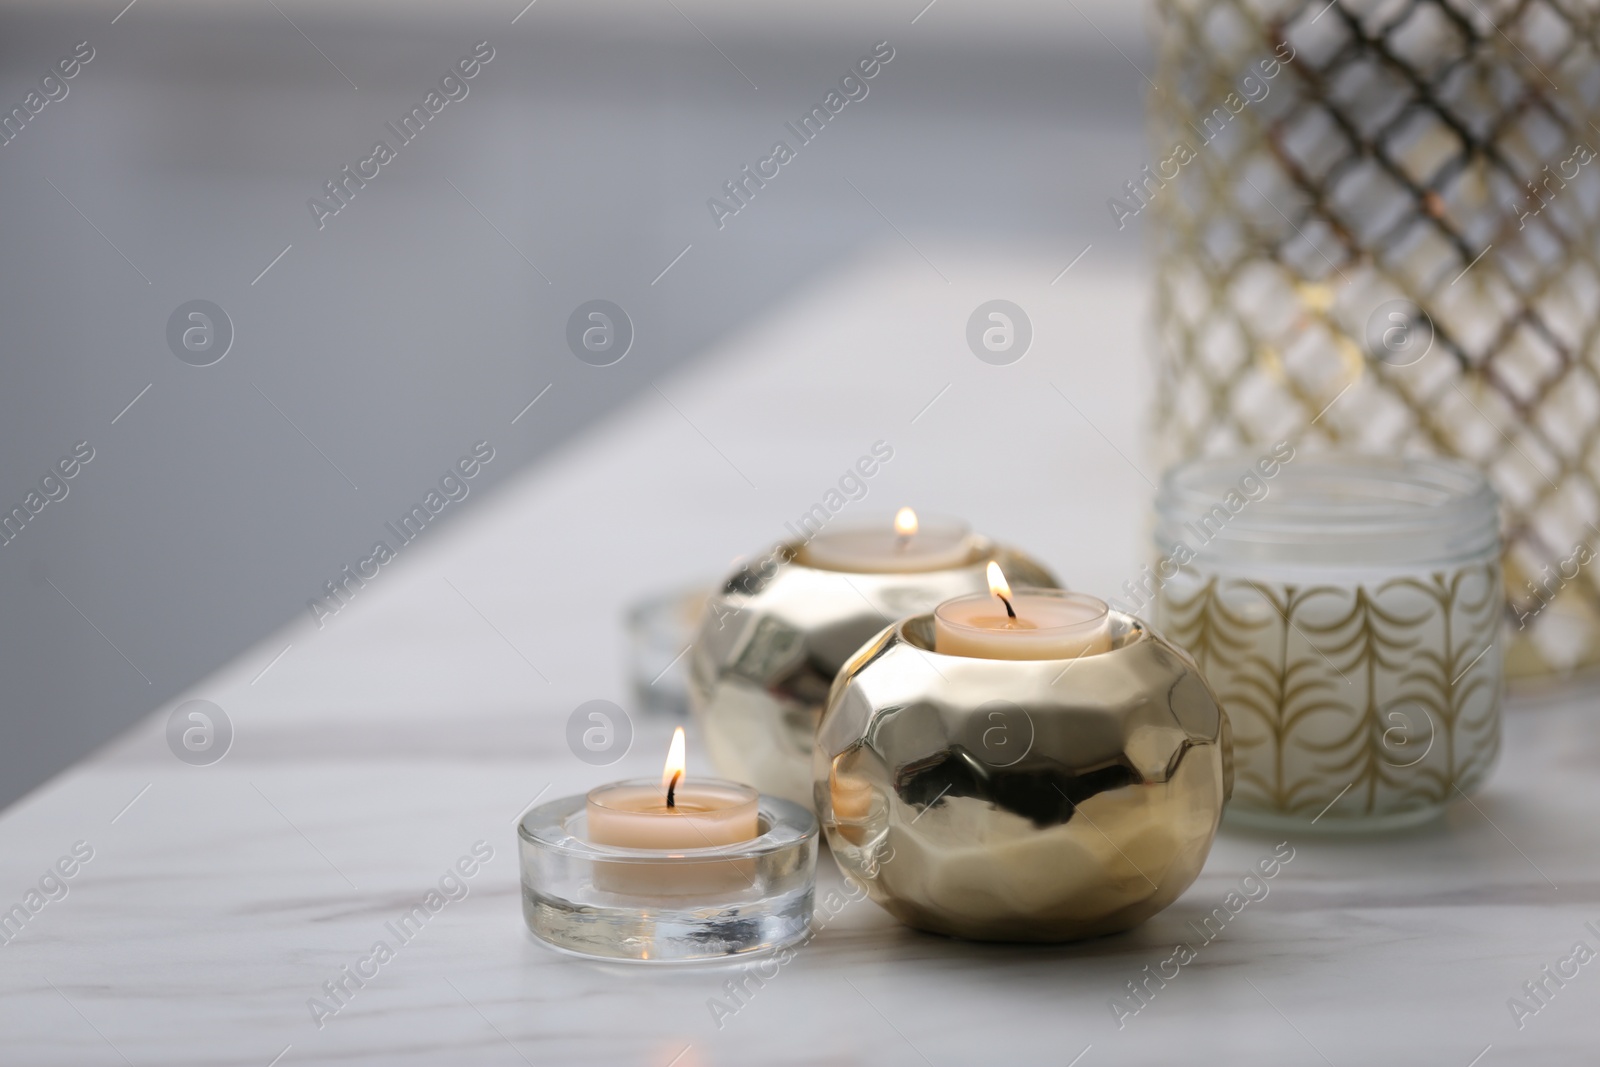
[518,787,817,963]
[1153,454,1503,832]
[625,584,711,718]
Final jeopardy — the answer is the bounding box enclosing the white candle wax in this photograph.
[585,780,758,849]
[585,726,758,850]
[795,508,978,573]
[585,778,758,897]
[934,587,1112,661]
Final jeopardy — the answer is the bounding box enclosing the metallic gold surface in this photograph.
[815,613,1230,942]
[689,541,1055,810]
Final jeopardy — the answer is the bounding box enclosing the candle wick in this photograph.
[894,534,911,554]
[667,770,682,810]
[997,592,1017,620]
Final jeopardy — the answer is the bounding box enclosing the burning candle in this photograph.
[794,508,978,573]
[933,563,1112,660]
[520,736,819,960]
[585,728,759,849]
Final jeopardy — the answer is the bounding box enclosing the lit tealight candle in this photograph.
[933,563,1112,660]
[794,508,979,573]
[586,728,759,849]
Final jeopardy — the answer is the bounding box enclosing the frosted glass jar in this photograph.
[1153,455,1502,832]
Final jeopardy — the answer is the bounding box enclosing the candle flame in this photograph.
[986,561,1013,601]
[894,507,918,538]
[663,726,687,792]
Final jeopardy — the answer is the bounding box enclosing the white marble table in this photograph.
[3,249,1596,1065]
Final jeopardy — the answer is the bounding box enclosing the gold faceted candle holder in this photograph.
[814,612,1230,943]
[689,540,1055,811]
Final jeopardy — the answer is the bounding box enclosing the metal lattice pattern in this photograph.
[1148,0,1600,674]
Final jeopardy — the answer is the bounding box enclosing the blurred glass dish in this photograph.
[625,584,711,718]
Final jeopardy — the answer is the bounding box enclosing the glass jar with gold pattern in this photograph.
[1154,453,1501,831]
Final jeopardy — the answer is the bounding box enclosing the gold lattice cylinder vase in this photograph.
[1145,0,1600,676]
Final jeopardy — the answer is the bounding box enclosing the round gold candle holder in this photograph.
[814,611,1231,943]
[689,538,1055,810]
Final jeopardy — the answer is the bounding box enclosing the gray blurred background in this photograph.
[0,0,1149,808]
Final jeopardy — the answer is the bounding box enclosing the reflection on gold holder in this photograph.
[689,540,1055,811]
[815,612,1231,943]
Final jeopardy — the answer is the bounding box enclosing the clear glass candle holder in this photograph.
[625,584,710,718]
[1153,454,1503,832]
[518,788,817,962]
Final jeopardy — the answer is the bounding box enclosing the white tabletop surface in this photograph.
[2,248,1595,1066]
